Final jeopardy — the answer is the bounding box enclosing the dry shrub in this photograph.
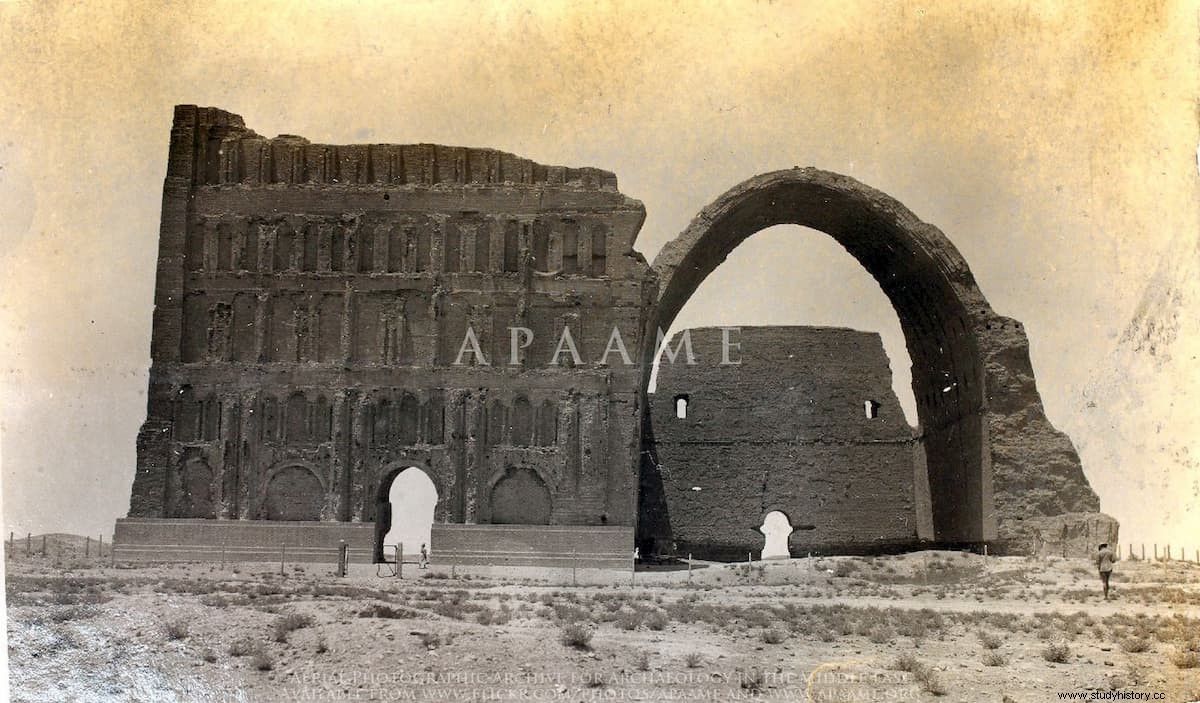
[560,623,593,650]
[418,632,442,648]
[163,619,189,641]
[890,652,921,673]
[1042,642,1070,663]
[740,669,765,694]
[834,561,858,578]
[915,666,948,697]
[359,604,406,619]
[250,647,273,671]
[1171,650,1200,669]
[633,650,651,672]
[977,630,1002,650]
[890,653,946,696]
[982,651,1007,667]
[616,610,640,631]
[1120,637,1151,653]
[272,612,314,643]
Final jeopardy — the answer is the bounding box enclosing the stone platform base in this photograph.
[113,519,635,568]
[432,524,634,568]
[113,518,376,565]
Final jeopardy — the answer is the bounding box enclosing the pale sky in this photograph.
[2,0,1197,545]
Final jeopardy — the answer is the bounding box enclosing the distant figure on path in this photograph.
[419,543,429,569]
[1096,543,1116,600]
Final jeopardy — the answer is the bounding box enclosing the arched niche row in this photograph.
[362,391,445,446]
[486,395,558,448]
[255,391,333,444]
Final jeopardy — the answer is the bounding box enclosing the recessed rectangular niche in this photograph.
[674,394,689,419]
[864,400,880,419]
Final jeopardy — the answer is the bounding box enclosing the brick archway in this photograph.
[373,462,441,563]
[646,168,1099,546]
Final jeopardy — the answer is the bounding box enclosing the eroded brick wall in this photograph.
[644,327,932,558]
[131,106,655,531]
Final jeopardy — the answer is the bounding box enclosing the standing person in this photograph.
[1096,543,1116,600]
[419,543,429,570]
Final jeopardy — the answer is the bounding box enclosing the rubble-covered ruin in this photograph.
[116,106,1115,564]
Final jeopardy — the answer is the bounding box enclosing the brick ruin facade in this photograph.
[642,327,934,559]
[127,106,655,559]
[121,106,1115,563]
[649,169,1116,554]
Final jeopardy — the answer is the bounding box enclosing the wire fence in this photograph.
[1116,541,1200,563]
[5,532,111,560]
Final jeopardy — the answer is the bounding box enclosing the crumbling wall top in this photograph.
[173,105,621,191]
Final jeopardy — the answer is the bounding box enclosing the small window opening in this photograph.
[864,400,880,419]
[674,394,689,419]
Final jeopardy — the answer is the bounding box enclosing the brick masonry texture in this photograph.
[126,106,1113,562]
[643,327,933,558]
[648,169,1114,554]
[130,106,655,559]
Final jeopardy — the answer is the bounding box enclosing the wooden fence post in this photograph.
[85,536,90,557]
[688,553,693,581]
[280,544,286,576]
[572,548,577,587]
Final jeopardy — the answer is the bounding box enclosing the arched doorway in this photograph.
[374,466,438,563]
[647,168,1097,546]
[263,465,324,521]
[489,467,552,525]
[178,455,215,519]
[759,511,793,560]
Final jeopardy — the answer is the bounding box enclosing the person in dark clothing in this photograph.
[1096,543,1116,600]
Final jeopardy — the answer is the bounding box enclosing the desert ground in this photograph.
[6,536,1200,702]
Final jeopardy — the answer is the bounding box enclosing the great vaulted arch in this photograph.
[647,168,1101,547]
